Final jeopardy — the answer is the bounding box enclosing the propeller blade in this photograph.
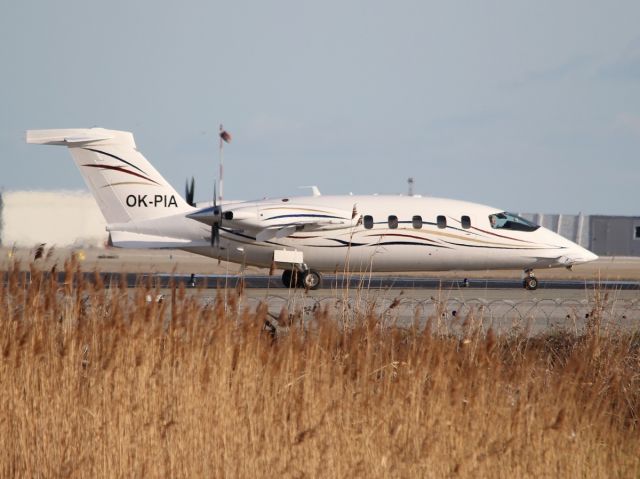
[211,222,219,247]
[211,182,222,247]
[185,177,195,207]
[211,182,216,246]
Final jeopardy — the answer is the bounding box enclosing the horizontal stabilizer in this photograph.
[25,128,128,146]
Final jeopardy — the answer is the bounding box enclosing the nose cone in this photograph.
[581,249,599,263]
[557,245,599,266]
[186,207,218,226]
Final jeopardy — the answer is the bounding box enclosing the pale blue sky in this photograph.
[2,1,639,214]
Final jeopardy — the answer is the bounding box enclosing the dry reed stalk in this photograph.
[0,262,638,477]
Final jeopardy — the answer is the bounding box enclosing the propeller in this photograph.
[185,177,195,207]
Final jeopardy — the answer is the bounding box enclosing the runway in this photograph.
[67,271,640,291]
[3,247,640,281]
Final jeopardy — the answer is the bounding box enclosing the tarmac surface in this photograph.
[3,246,640,281]
[20,271,638,291]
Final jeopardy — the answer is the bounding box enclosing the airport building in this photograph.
[584,216,640,257]
[0,191,107,247]
[519,213,640,257]
[0,191,638,256]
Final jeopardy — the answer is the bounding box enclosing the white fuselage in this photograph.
[178,195,597,273]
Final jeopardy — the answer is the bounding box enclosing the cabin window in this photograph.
[488,212,539,232]
[412,215,423,229]
[437,215,446,229]
[363,215,374,229]
[635,226,640,239]
[388,215,399,229]
[461,215,471,229]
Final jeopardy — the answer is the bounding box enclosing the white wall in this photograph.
[1,191,107,247]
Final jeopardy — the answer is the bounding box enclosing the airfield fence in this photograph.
[204,292,640,335]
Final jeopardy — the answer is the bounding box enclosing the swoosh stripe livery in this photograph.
[83,148,149,176]
[216,225,563,252]
[442,241,562,250]
[101,181,159,188]
[82,164,160,185]
[265,213,347,221]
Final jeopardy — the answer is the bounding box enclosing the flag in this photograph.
[219,128,232,143]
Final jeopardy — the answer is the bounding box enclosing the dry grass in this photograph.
[1,260,639,478]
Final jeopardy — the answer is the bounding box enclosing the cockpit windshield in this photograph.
[488,212,539,232]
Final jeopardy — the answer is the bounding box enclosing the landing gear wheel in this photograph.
[301,270,321,290]
[282,269,294,288]
[523,276,538,290]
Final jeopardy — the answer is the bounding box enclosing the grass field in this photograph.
[1,260,639,477]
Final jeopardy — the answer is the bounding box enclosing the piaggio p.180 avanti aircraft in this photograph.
[26,127,598,290]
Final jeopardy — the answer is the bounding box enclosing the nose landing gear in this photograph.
[523,269,538,290]
[301,270,321,289]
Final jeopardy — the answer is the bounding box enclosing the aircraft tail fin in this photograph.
[26,128,193,224]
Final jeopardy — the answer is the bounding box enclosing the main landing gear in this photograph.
[523,269,538,290]
[281,268,322,290]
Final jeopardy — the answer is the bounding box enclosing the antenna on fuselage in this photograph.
[298,185,322,196]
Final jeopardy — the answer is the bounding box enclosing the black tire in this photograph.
[301,270,322,290]
[524,276,538,290]
[282,269,294,288]
[292,270,301,288]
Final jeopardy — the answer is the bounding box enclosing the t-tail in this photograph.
[26,128,193,224]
